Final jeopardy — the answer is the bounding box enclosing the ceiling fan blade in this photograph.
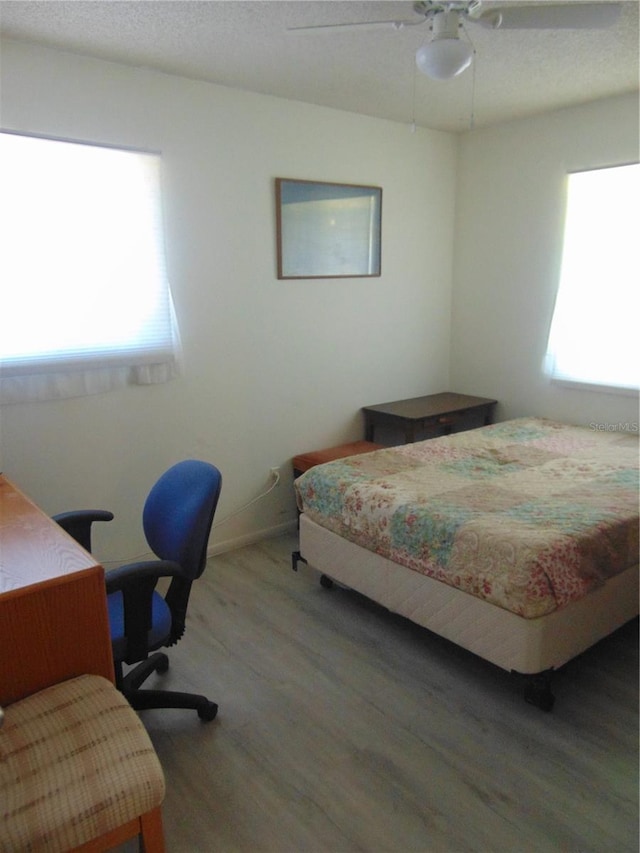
[470,2,622,30]
[287,18,425,34]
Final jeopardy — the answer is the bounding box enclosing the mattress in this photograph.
[295,418,639,619]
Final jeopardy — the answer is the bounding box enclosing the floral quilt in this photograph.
[295,418,639,618]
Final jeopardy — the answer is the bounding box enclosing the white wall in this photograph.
[452,93,639,427]
[0,41,456,563]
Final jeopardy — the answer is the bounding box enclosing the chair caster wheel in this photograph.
[198,701,218,722]
[155,654,169,674]
[320,574,334,589]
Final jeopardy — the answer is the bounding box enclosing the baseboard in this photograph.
[208,519,297,557]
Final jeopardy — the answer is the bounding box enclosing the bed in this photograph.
[293,418,639,709]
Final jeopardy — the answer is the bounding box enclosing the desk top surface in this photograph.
[362,392,497,420]
[0,475,100,593]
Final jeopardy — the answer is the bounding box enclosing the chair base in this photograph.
[119,652,219,722]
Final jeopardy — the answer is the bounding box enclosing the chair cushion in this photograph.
[0,674,165,852]
[108,590,173,661]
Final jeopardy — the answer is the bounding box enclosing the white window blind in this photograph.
[544,162,639,392]
[0,131,179,401]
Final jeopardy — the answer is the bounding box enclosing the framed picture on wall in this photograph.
[275,178,382,279]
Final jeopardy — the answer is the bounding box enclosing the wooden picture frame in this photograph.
[276,178,382,279]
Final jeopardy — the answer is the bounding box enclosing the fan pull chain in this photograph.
[461,20,477,130]
[410,53,418,132]
[469,50,477,130]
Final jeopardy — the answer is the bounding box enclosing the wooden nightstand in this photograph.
[362,392,497,444]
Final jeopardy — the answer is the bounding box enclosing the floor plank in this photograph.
[124,533,639,852]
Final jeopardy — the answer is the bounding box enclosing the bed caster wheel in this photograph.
[319,574,334,589]
[524,675,555,712]
[197,701,218,722]
[525,687,555,712]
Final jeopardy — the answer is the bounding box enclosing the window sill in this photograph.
[550,378,639,398]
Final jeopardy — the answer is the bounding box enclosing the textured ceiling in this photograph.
[0,0,638,131]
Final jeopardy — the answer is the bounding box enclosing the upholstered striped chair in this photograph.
[0,674,166,852]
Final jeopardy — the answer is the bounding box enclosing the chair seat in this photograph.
[108,590,172,660]
[0,674,165,852]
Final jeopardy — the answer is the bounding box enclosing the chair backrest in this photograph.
[143,460,222,580]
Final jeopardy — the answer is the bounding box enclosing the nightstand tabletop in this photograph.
[363,392,497,443]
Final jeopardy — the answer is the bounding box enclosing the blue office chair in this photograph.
[54,460,222,721]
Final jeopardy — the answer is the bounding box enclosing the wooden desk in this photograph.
[0,475,114,706]
[363,392,497,443]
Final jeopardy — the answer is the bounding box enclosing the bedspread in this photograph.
[295,418,639,618]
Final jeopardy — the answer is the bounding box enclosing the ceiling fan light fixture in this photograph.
[415,9,473,81]
[415,38,473,79]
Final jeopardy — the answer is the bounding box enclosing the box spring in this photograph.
[299,513,639,676]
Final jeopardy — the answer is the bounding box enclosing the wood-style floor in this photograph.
[127,532,638,852]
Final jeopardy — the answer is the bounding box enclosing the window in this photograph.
[0,131,179,402]
[544,162,639,392]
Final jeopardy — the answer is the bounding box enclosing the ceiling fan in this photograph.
[288,2,623,81]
